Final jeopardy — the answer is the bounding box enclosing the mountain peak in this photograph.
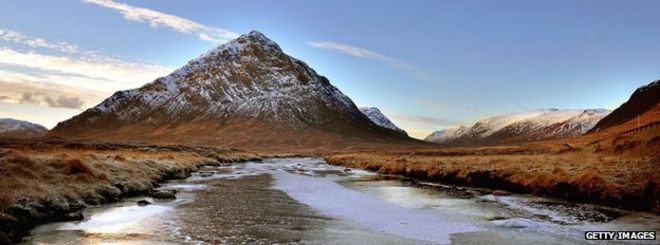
[233,30,282,52]
[49,31,414,150]
[359,107,407,134]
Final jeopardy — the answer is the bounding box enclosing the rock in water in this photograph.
[151,190,177,200]
[137,200,151,206]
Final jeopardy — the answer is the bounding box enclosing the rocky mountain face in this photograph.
[359,107,406,134]
[589,79,660,133]
[425,109,610,145]
[0,118,48,138]
[48,31,415,150]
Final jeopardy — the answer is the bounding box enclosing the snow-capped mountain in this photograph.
[425,109,610,145]
[359,107,406,134]
[49,31,414,149]
[424,125,468,144]
[0,118,48,138]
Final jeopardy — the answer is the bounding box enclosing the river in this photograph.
[24,158,660,244]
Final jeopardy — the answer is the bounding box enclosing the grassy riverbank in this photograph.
[0,139,260,244]
[327,146,659,214]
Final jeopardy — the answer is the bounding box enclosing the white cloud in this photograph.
[0,28,79,54]
[306,41,441,81]
[0,79,105,109]
[82,0,239,43]
[0,29,174,110]
[0,47,172,92]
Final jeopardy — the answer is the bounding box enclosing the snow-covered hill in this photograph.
[424,125,468,143]
[359,107,406,134]
[425,109,610,145]
[0,118,48,138]
[49,31,414,149]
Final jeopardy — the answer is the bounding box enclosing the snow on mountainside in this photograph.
[359,107,406,134]
[425,109,610,145]
[49,31,415,150]
[0,118,48,138]
[424,125,468,144]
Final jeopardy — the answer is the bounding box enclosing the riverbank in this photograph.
[18,157,660,244]
[0,139,261,244]
[326,147,659,214]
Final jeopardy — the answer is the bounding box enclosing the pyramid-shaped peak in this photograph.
[233,30,281,51]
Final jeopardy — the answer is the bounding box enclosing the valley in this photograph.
[0,29,658,244]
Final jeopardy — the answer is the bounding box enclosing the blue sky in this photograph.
[0,0,658,138]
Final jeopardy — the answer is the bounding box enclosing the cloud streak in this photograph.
[390,113,457,127]
[0,28,79,54]
[0,47,172,92]
[306,41,440,81]
[82,0,239,43]
[0,80,103,109]
[0,28,173,110]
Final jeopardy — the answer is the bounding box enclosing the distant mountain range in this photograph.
[48,31,415,150]
[0,118,48,138]
[425,109,610,145]
[359,107,407,135]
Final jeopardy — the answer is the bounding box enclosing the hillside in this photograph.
[589,79,660,133]
[0,118,48,138]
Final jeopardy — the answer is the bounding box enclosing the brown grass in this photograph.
[0,140,262,242]
[327,146,660,213]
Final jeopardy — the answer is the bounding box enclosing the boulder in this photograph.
[151,189,176,200]
[137,200,151,206]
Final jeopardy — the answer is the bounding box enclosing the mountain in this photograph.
[48,31,415,150]
[0,118,48,138]
[425,109,610,145]
[589,79,660,133]
[424,126,468,144]
[359,107,406,134]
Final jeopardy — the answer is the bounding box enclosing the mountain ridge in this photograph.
[0,118,48,138]
[425,108,610,145]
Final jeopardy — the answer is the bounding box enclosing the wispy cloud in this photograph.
[0,27,173,110]
[18,91,83,109]
[0,79,104,109]
[0,28,78,54]
[82,0,239,43]
[389,113,457,127]
[0,47,172,92]
[306,41,440,81]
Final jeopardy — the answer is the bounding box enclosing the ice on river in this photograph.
[272,169,480,244]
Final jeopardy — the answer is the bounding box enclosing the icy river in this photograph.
[25,158,659,244]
